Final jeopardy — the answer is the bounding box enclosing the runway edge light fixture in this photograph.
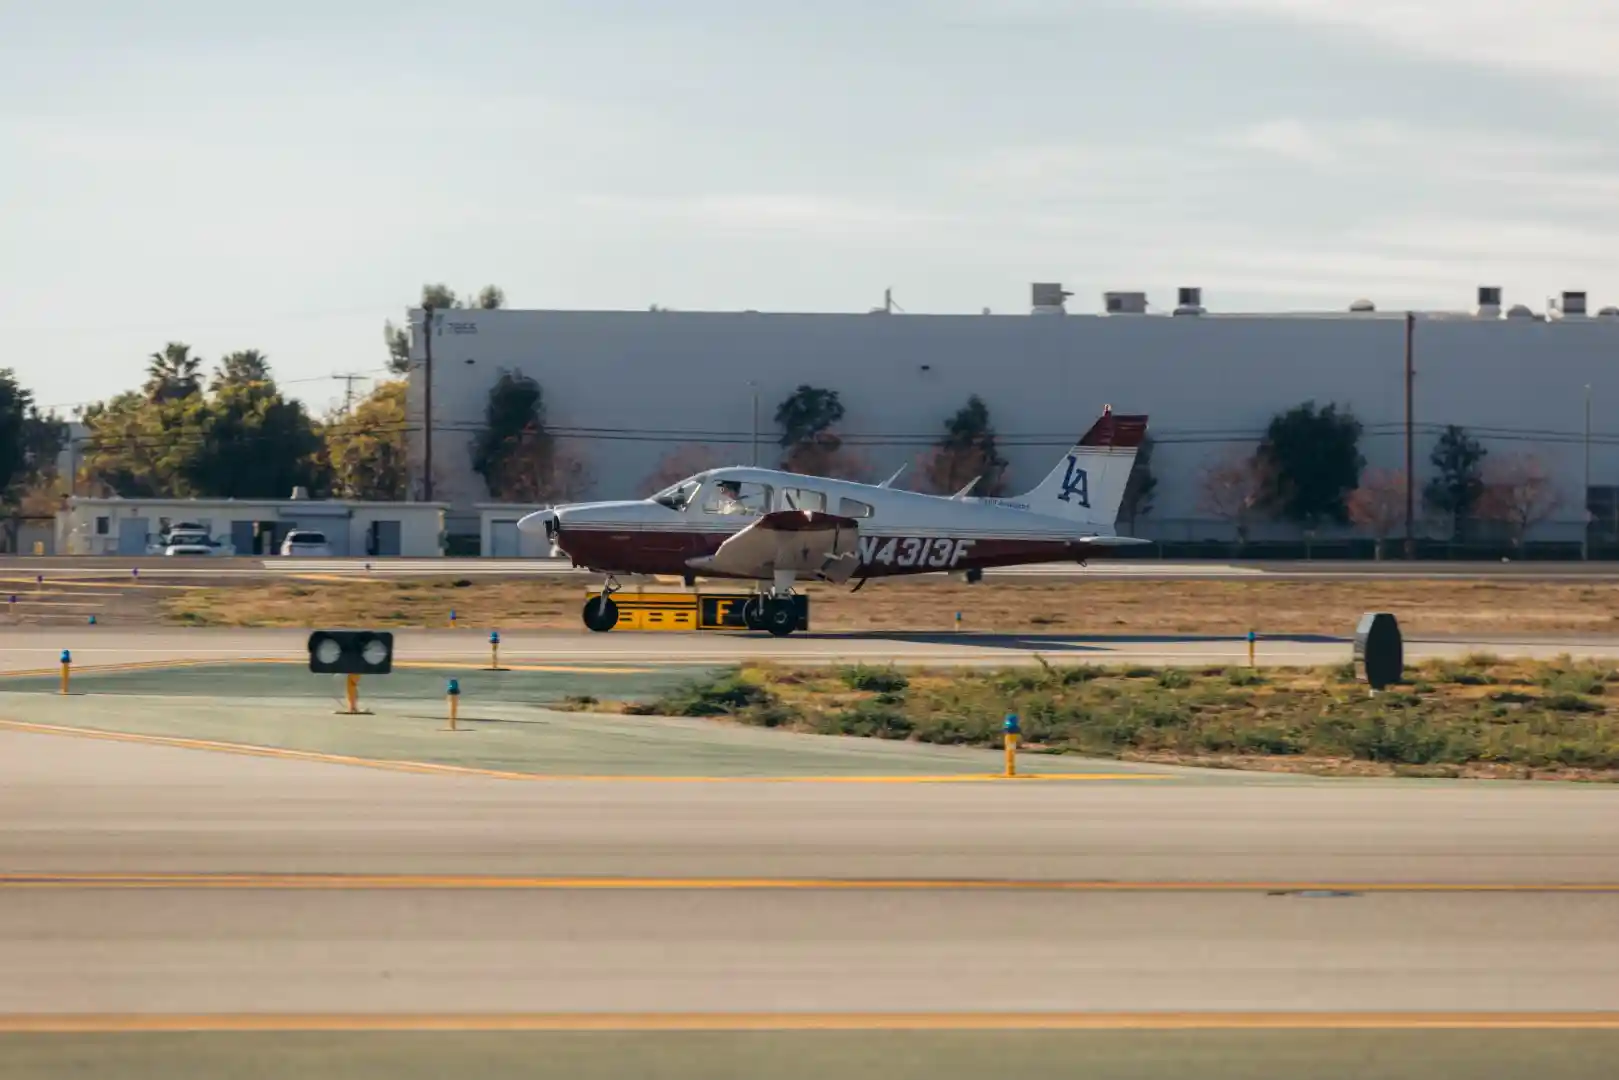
[306,630,395,675]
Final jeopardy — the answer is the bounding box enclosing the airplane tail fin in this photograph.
[1011,407,1148,529]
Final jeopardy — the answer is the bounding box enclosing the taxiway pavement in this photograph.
[7,626,1619,672]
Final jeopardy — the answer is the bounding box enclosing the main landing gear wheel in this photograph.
[742,597,767,632]
[582,595,619,632]
[763,599,797,638]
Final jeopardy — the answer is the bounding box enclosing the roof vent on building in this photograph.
[1030,282,1071,315]
[1475,286,1502,318]
[1349,298,1376,313]
[1599,306,1619,318]
[1506,303,1537,319]
[1104,291,1148,315]
[1173,286,1205,316]
[1551,291,1588,319]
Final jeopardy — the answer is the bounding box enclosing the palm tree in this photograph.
[212,349,272,391]
[144,342,203,403]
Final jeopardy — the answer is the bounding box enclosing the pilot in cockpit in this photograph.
[710,480,747,514]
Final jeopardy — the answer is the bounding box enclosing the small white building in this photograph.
[476,503,555,557]
[58,495,450,557]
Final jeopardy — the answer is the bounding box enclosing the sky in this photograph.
[3,0,1617,415]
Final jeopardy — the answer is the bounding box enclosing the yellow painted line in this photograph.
[0,1012,1616,1032]
[0,873,1615,893]
[0,719,1167,784]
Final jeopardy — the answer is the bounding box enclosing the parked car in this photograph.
[279,530,332,557]
[159,531,233,557]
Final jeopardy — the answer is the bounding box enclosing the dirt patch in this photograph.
[162,575,1619,635]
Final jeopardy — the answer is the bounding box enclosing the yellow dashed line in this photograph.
[0,719,1168,784]
[0,1012,1615,1032]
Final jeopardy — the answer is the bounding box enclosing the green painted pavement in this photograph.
[0,662,711,704]
[1,1032,1614,1080]
[0,692,1175,779]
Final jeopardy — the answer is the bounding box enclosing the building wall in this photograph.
[405,307,1619,541]
[59,500,447,556]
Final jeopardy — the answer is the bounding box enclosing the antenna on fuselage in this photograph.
[878,463,907,488]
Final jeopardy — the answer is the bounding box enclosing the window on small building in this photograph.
[95,517,110,536]
[837,497,874,519]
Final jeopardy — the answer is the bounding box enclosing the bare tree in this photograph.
[1347,466,1408,560]
[1196,450,1269,549]
[1477,452,1561,548]
[642,444,732,493]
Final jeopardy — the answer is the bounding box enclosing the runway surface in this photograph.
[2,725,1617,1020]
[7,626,1619,671]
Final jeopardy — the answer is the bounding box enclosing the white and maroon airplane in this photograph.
[518,407,1149,636]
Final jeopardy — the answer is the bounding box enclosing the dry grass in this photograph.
[625,655,1619,782]
[162,575,1619,635]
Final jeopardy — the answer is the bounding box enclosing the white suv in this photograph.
[279,530,332,557]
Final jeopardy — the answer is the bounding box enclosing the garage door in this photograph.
[117,518,150,556]
[490,520,520,558]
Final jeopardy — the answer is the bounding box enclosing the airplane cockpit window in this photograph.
[702,480,770,516]
[652,480,700,512]
[837,497,874,519]
[780,488,827,513]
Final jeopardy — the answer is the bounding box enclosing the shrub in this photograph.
[839,665,909,694]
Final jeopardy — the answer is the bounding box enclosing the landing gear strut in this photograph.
[750,572,800,637]
[582,575,622,632]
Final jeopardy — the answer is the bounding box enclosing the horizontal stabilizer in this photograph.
[1075,536,1152,547]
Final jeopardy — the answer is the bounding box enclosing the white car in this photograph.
[280,530,332,557]
[161,531,233,557]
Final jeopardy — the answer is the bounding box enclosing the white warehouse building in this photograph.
[404,285,1619,549]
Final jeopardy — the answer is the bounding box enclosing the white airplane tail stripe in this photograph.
[1008,407,1148,529]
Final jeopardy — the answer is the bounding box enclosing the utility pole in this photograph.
[749,381,760,466]
[331,372,367,414]
[1584,384,1592,560]
[1404,311,1415,559]
[422,305,435,502]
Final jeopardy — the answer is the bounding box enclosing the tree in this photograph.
[180,378,323,499]
[211,349,271,391]
[84,352,322,499]
[773,385,867,479]
[642,444,731,493]
[775,385,844,449]
[1120,434,1157,531]
[325,381,408,500]
[917,395,1008,496]
[143,342,203,403]
[1348,467,1408,560]
[475,285,505,310]
[1256,401,1364,528]
[469,370,589,501]
[0,370,60,503]
[1477,452,1561,548]
[1197,450,1270,548]
[1423,424,1487,542]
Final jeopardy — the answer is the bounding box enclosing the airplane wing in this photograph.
[687,510,862,583]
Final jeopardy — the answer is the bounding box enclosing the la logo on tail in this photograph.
[1057,456,1090,507]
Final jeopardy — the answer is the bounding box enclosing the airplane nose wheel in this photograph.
[742,597,767,632]
[582,595,619,632]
